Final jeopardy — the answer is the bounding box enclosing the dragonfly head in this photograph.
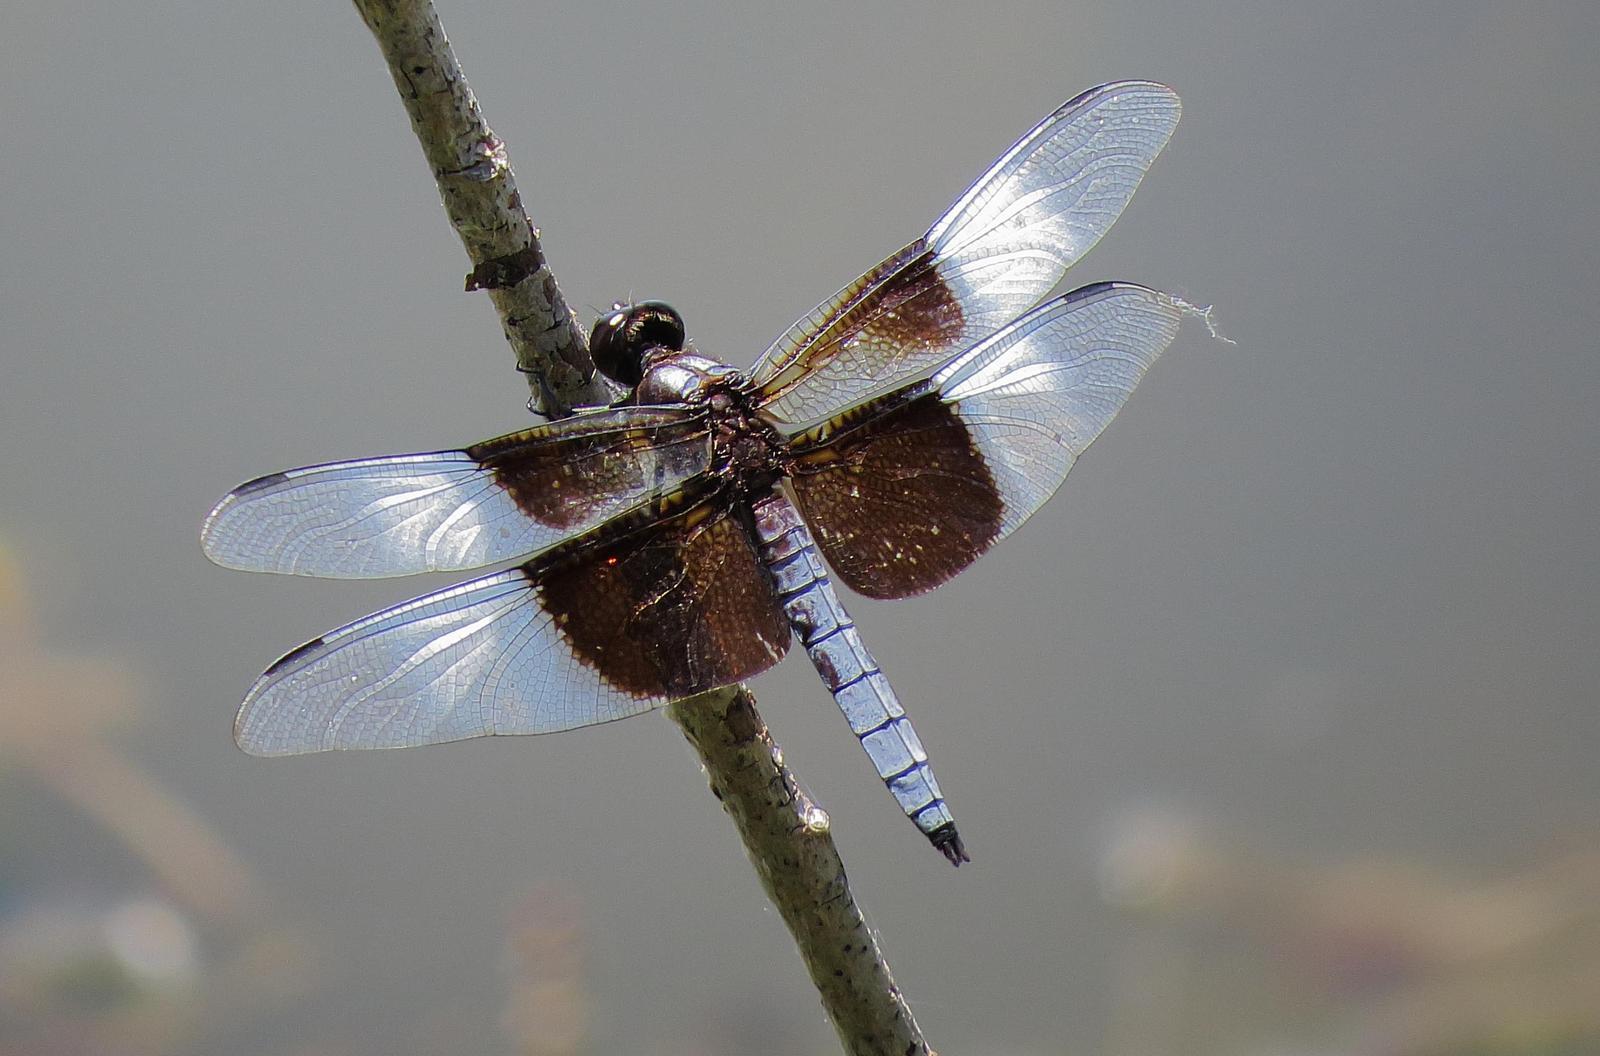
[590,300,686,391]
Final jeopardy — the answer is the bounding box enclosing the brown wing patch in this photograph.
[789,393,1004,599]
[536,502,792,698]
[752,241,966,422]
[469,416,707,531]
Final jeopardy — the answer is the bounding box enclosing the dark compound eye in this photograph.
[589,301,685,389]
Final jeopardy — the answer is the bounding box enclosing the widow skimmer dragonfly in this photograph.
[202,81,1183,865]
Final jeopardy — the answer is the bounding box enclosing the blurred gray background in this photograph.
[3,2,1597,1054]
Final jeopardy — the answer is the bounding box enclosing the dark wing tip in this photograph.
[1093,78,1181,106]
[234,636,329,756]
[230,470,292,498]
[260,634,329,679]
[200,472,290,566]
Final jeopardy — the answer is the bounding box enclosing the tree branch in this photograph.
[348,3,936,1053]
[351,0,616,416]
[670,688,932,1056]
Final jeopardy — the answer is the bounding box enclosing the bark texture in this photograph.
[353,0,617,415]
[670,688,932,1056]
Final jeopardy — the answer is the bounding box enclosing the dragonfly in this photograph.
[202,81,1183,865]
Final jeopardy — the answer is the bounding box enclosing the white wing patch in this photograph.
[232,569,667,755]
[935,282,1183,539]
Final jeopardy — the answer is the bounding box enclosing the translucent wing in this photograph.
[750,81,1181,426]
[233,501,793,754]
[202,406,712,578]
[788,283,1181,598]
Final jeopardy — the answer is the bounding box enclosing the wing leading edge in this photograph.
[202,406,712,578]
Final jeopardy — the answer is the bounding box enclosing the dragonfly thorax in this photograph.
[641,356,788,493]
[710,392,787,493]
[633,350,744,407]
[598,299,784,490]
